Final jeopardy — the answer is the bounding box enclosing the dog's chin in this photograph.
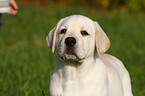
[61,54,77,61]
[60,52,84,62]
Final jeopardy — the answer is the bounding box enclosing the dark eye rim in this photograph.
[81,30,89,36]
[60,29,67,34]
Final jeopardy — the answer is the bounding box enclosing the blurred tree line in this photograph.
[17,0,145,12]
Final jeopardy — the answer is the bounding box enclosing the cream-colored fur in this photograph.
[46,15,133,96]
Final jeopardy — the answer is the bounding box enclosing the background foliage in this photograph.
[17,0,145,12]
[0,1,145,96]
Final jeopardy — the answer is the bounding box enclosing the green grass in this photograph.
[0,5,145,96]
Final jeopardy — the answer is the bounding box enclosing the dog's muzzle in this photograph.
[60,37,79,61]
[65,37,76,54]
[60,37,85,62]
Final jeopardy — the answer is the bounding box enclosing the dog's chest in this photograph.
[59,64,106,96]
[61,75,99,96]
[50,59,108,96]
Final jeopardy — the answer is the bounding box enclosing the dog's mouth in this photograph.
[66,48,75,54]
[60,47,84,62]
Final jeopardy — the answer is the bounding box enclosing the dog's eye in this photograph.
[60,29,67,34]
[81,31,89,36]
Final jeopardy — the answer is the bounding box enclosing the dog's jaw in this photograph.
[60,52,86,62]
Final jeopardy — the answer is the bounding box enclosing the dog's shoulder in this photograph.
[99,54,129,78]
[99,54,124,68]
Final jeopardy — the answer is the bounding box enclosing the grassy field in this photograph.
[0,5,145,96]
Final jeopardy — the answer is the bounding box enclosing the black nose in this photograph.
[65,37,76,46]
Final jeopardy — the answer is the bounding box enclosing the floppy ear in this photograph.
[46,27,57,53]
[94,22,110,56]
[46,19,64,53]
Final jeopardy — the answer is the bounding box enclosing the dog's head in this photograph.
[46,15,110,62]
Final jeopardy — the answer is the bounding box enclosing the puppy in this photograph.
[46,15,133,96]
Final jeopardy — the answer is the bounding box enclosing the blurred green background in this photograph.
[0,0,145,96]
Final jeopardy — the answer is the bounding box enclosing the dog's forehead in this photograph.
[60,15,94,29]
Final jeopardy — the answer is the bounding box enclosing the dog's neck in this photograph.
[56,56,102,80]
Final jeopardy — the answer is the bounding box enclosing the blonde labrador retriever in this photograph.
[46,15,133,96]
